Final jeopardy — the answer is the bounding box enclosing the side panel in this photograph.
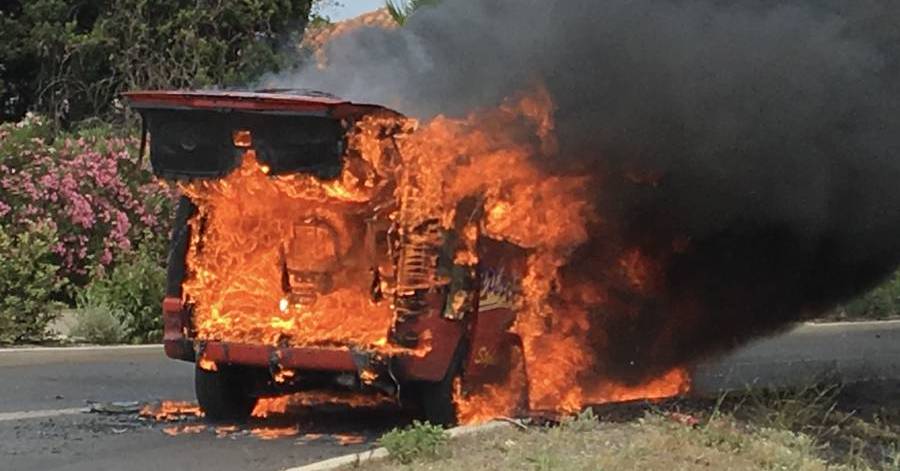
[463,239,527,387]
[161,196,196,362]
[394,307,467,382]
[166,196,195,297]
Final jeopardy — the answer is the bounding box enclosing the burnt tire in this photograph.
[194,365,257,422]
[417,344,466,427]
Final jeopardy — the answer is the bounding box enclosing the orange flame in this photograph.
[162,424,207,436]
[251,392,395,419]
[250,425,300,440]
[181,145,400,349]
[334,434,367,446]
[139,401,204,421]
[179,83,690,424]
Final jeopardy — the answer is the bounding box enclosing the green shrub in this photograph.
[379,420,449,464]
[69,304,126,344]
[78,243,166,343]
[838,270,900,320]
[0,223,67,343]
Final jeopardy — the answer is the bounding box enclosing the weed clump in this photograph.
[69,304,126,344]
[379,420,449,464]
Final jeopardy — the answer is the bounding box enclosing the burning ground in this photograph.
[133,398,391,443]
[251,0,900,418]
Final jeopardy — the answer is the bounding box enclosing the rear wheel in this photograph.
[417,344,466,427]
[194,365,257,422]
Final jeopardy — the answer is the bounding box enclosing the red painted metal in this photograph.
[122,90,401,120]
[395,314,467,382]
[201,342,358,372]
[202,342,269,366]
[161,297,194,361]
[277,347,359,371]
[463,308,519,385]
[161,297,187,342]
[200,339,468,381]
[462,238,528,386]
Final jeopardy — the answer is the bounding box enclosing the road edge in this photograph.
[282,421,512,471]
[0,344,163,353]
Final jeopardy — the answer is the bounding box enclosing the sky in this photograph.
[322,0,384,20]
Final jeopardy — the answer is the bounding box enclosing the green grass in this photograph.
[359,382,900,471]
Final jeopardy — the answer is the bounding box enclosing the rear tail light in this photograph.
[232,129,252,148]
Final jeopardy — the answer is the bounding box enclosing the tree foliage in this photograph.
[385,0,440,26]
[0,0,314,124]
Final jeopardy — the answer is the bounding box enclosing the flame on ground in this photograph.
[162,424,207,436]
[251,392,396,419]
[333,434,367,446]
[139,401,204,421]
[250,425,301,440]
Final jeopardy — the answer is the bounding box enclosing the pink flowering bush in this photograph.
[0,114,176,288]
[0,114,176,342]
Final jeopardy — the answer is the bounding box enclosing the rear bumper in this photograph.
[161,296,463,382]
[162,297,195,361]
[202,342,358,371]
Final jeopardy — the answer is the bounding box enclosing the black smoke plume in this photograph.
[268,0,900,383]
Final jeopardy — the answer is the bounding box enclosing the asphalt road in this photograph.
[691,320,900,394]
[0,346,401,471]
[1,320,898,471]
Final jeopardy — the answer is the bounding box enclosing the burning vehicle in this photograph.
[125,83,697,426]
[125,90,536,424]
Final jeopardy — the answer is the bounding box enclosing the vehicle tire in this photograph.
[194,365,257,422]
[418,343,466,427]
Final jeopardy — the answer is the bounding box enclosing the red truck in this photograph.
[125,90,527,424]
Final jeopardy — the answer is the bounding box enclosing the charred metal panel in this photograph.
[246,113,344,178]
[141,109,242,179]
[166,196,196,297]
[137,108,344,180]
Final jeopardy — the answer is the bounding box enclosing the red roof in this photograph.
[122,90,401,119]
